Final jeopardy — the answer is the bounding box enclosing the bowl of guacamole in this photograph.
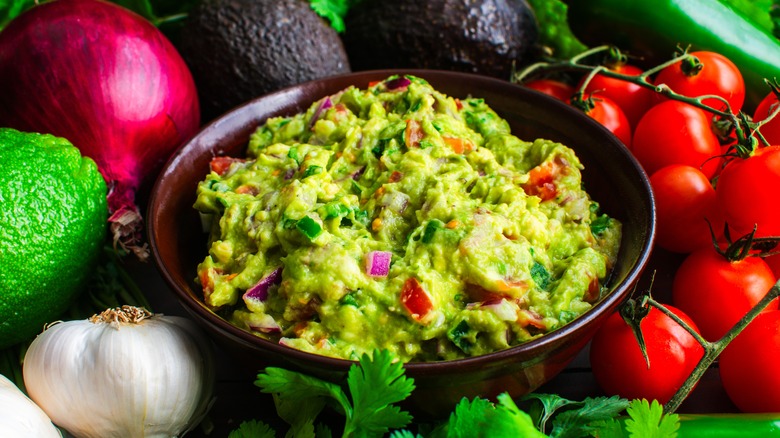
[148,70,655,416]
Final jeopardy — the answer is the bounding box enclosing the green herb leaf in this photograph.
[624,399,679,438]
[550,396,630,438]
[523,393,581,432]
[228,419,277,438]
[255,366,350,432]
[344,350,415,436]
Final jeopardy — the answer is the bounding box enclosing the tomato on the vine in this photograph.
[720,310,780,412]
[752,91,780,146]
[716,145,780,237]
[654,51,745,113]
[650,164,724,254]
[672,245,778,341]
[571,94,632,148]
[589,305,704,404]
[632,100,721,178]
[524,79,574,102]
[579,63,655,130]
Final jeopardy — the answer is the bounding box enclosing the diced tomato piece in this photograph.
[388,170,403,183]
[210,156,245,176]
[584,277,601,303]
[443,136,474,154]
[401,277,434,322]
[522,159,563,201]
[404,119,424,148]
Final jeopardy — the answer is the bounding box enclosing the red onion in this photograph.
[0,0,200,260]
[365,251,392,277]
[243,267,283,302]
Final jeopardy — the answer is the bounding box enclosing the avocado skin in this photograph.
[177,0,351,122]
[343,0,538,79]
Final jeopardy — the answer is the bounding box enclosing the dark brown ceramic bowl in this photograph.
[148,70,655,417]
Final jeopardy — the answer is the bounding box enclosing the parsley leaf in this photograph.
[228,419,277,438]
[624,399,679,438]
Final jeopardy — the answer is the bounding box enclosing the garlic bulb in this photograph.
[0,374,62,437]
[23,306,215,438]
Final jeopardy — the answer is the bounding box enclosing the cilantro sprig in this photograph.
[233,350,682,438]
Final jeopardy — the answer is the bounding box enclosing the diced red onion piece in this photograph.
[243,267,283,302]
[386,76,411,90]
[365,251,392,277]
[248,314,281,334]
[482,299,518,321]
[308,96,333,129]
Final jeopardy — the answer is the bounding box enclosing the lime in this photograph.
[0,128,107,348]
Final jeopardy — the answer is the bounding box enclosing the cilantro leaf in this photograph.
[493,393,549,438]
[549,396,630,438]
[255,367,348,434]
[444,396,496,437]
[344,350,415,436]
[522,393,581,432]
[228,419,277,438]
[624,399,679,438]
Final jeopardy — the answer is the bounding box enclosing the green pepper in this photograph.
[561,0,780,112]
[677,414,780,437]
[525,0,588,59]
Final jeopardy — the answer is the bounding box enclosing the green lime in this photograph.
[0,128,107,348]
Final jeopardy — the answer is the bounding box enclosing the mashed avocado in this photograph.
[194,75,622,362]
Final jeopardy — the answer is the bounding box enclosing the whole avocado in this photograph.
[177,0,351,122]
[343,0,538,79]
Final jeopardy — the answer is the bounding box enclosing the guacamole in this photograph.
[193,75,622,362]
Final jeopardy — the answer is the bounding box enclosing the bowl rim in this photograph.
[148,68,656,372]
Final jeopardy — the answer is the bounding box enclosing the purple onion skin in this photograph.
[0,0,200,258]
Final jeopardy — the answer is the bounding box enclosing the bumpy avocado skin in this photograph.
[177,0,351,122]
[343,0,538,79]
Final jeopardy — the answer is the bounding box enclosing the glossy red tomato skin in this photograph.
[672,247,778,341]
[632,100,722,178]
[655,51,745,113]
[753,92,780,146]
[580,64,655,130]
[650,164,724,254]
[765,253,780,280]
[573,94,632,148]
[720,310,780,412]
[524,79,574,102]
[589,305,704,404]
[716,145,780,237]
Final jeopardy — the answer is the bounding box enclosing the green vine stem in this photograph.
[512,45,780,157]
[652,278,780,414]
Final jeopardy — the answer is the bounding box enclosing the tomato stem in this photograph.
[655,278,780,414]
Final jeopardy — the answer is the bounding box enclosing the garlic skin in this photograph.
[0,374,62,437]
[23,306,215,438]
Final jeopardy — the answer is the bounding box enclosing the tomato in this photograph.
[752,91,780,146]
[579,63,656,130]
[654,51,745,113]
[589,305,704,404]
[650,164,724,254]
[765,253,780,279]
[632,100,722,178]
[400,277,434,322]
[716,145,780,237]
[524,79,574,102]
[672,246,778,341]
[572,94,632,148]
[720,310,780,412]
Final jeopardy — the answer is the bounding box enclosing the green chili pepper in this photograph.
[561,0,780,111]
[525,0,588,59]
[295,216,322,240]
[677,414,780,437]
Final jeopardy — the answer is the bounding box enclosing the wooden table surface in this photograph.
[127,247,739,437]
